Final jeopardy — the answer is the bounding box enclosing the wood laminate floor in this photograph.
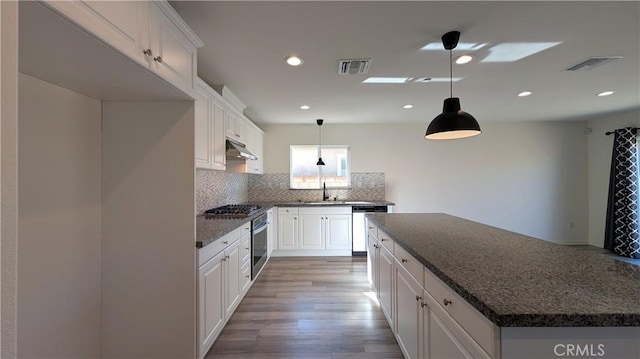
[205,256,404,359]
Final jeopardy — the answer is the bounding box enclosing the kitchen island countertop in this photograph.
[366,213,640,327]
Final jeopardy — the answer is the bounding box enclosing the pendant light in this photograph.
[316,119,325,166]
[425,31,481,140]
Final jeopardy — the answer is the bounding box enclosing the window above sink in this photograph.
[290,145,350,189]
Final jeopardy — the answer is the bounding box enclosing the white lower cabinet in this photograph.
[370,226,498,359]
[275,206,352,254]
[198,251,225,358]
[378,244,394,324]
[197,224,255,358]
[395,263,423,359]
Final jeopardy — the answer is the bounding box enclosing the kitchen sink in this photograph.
[303,200,373,205]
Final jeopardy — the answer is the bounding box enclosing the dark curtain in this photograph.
[604,127,640,259]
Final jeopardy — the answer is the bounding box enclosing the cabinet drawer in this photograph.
[366,219,378,239]
[424,268,497,357]
[279,207,299,215]
[394,244,424,284]
[240,233,251,263]
[241,260,251,294]
[378,229,395,254]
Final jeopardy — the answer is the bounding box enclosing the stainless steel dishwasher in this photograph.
[352,205,388,256]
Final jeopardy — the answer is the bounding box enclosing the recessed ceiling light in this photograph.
[597,91,615,97]
[455,55,473,64]
[300,105,310,110]
[363,77,411,84]
[285,55,303,66]
[403,104,414,109]
[518,91,533,97]
[481,42,562,63]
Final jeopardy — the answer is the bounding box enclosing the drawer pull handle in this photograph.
[443,298,452,306]
[421,302,427,308]
[415,295,422,301]
[401,258,408,263]
[245,247,250,250]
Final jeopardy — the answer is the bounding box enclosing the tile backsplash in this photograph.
[196,169,248,213]
[197,171,386,213]
[248,172,385,202]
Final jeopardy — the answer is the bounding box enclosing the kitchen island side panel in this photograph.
[102,101,196,358]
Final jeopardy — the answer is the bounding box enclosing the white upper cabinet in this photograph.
[195,78,226,170]
[147,2,200,95]
[45,0,203,96]
[225,110,247,143]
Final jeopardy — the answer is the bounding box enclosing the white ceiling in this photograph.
[171,1,640,126]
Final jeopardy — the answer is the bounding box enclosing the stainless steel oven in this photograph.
[251,212,268,279]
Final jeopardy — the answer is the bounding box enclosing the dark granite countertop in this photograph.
[366,213,640,327]
[196,200,394,248]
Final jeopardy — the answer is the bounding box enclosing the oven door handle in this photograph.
[253,222,268,234]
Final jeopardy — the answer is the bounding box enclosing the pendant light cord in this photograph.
[449,49,453,98]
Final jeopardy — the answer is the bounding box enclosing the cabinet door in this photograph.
[198,251,225,357]
[325,214,352,249]
[299,214,324,249]
[224,240,241,318]
[210,100,226,170]
[194,83,213,168]
[148,2,197,94]
[367,233,378,291]
[395,264,423,359]
[278,214,298,250]
[45,1,149,67]
[428,308,473,359]
[225,111,237,139]
[240,260,251,296]
[234,116,247,143]
[378,245,394,325]
[267,209,276,256]
[253,131,264,174]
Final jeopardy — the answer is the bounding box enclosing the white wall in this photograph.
[1,2,19,356]
[17,73,102,357]
[101,101,196,358]
[263,121,589,244]
[587,109,640,247]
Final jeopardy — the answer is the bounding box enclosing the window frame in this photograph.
[289,145,351,189]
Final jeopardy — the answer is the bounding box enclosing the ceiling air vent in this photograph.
[566,57,622,71]
[338,59,371,74]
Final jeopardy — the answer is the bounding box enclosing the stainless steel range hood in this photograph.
[226,138,257,161]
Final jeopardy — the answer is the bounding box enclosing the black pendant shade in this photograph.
[316,119,325,166]
[425,98,481,140]
[425,31,481,140]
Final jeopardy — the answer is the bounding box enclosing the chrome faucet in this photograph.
[322,182,329,201]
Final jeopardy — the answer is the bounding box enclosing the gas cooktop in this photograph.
[204,204,262,218]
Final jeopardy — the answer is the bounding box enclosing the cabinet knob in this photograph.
[415,295,422,301]
[380,238,385,242]
[225,255,230,260]
[368,226,374,229]
[153,56,163,63]
[443,298,452,306]
[245,275,250,278]
[221,257,226,262]
[401,258,408,263]
[236,134,240,137]
[245,247,250,250]
[421,302,427,308]
[294,217,297,220]
[143,48,152,56]
[373,244,379,249]
[223,241,229,244]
